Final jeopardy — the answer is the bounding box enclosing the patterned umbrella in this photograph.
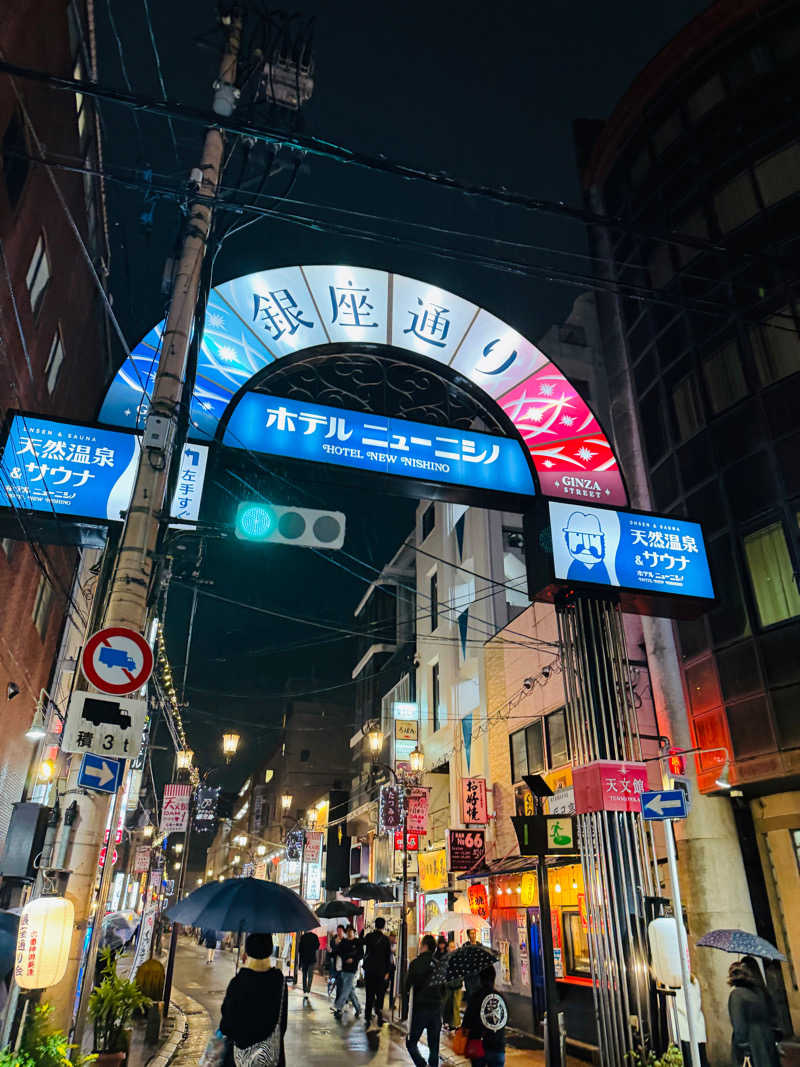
[437,942,499,982]
[696,929,785,961]
[167,877,318,933]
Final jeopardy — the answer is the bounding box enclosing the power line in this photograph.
[140,0,180,166]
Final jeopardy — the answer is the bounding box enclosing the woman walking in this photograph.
[463,965,509,1067]
[728,960,780,1067]
[203,928,218,965]
[220,932,288,1067]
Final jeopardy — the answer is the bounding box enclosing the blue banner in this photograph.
[223,393,536,497]
[549,500,714,600]
[0,415,139,521]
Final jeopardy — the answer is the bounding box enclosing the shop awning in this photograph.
[456,856,538,880]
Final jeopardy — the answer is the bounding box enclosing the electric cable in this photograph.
[103,0,145,158]
[140,0,180,167]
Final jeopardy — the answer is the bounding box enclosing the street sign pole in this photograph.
[662,817,701,1067]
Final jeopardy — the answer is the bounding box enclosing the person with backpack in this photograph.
[462,965,509,1067]
[297,929,320,1002]
[362,917,392,1030]
[405,934,442,1067]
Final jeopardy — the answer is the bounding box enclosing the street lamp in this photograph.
[368,726,383,758]
[256,844,266,857]
[176,749,193,771]
[280,793,293,813]
[234,833,248,847]
[222,732,241,763]
[409,747,424,774]
[143,824,154,840]
[173,842,183,855]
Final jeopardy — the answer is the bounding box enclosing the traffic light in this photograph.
[667,747,686,776]
[233,502,345,549]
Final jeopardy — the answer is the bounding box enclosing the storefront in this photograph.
[462,857,596,1052]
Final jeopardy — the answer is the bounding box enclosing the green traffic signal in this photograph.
[234,502,275,541]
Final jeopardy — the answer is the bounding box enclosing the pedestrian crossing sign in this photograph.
[547,817,574,851]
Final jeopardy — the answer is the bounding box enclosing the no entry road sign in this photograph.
[78,753,123,794]
[81,626,153,696]
[640,790,688,821]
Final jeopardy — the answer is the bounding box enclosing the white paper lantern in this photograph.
[15,896,74,990]
[648,916,685,988]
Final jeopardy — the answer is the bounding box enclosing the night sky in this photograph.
[93,0,710,789]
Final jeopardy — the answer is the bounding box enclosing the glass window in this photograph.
[546,709,569,767]
[714,173,759,232]
[25,234,50,315]
[45,330,64,394]
[687,75,725,121]
[702,340,748,414]
[563,911,592,979]
[750,311,800,385]
[525,721,545,775]
[31,576,53,638]
[511,729,527,783]
[755,143,800,207]
[429,572,438,632]
[672,373,704,442]
[83,161,97,249]
[73,57,87,140]
[421,503,435,541]
[0,538,14,560]
[431,662,440,732]
[743,522,800,627]
[792,829,800,874]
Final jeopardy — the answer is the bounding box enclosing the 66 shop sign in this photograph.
[447,829,485,872]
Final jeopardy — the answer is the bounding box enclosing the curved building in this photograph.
[581,0,800,1037]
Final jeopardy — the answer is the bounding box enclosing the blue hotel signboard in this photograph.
[526,499,714,618]
[223,392,537,498]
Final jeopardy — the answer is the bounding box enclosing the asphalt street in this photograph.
[170,937,424,1065]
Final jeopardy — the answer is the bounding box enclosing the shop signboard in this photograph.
[394,831,419,851]
[395,719,418,741]
[572,760,649,814]
[461,777,488,825]
[193,785,220,833]
[133,846,150,873]
[379,785,402,833]
[418,848,448,891]
[512,815,578,856]
[520,871,537,907]
[160,784,191,833]
[393,849,418,877]
[499,940,511,984]
[447,829,485,872]
[304,830,324,864]
[468,883,489,920]
[407,788,429,834]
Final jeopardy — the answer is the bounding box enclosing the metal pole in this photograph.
[663,819,701,1067]
[400,804,409,1019]
[535,794,562,1067]
[72,761,128,1049]
[293,832,306,984]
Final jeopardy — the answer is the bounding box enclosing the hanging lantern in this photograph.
[15,896,74,990]
[222,732,241,763]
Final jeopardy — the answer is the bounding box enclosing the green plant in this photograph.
[626,1044,684,1067]
[88,950,151,1053]
[0,1004,96,1067]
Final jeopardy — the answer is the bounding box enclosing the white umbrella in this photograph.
[425,912,489,934]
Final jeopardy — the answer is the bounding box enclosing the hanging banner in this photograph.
[446,829,485,872]
[407,788,429,835]
[303,830,324,865]
[418,848,448,891]
[394,831,420,852]
[130,891,158,977]
[379,785,402,832]
[193,785,220,833]
[520,871,537,907]
[160,783,191,833]
[461,777,488,824]
[133,846,151,873]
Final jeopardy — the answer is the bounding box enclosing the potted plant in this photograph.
[88,950,151,1065]
[0,1003,95,1066]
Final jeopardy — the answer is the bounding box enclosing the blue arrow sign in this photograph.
[78,753,123,794]
[640,789,688,821]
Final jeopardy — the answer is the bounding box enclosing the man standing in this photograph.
[405,935,442,1067]
[363,917,392,1031]
[464,928,481,999]
[298,928,320,1002]
[333,926,363,1020]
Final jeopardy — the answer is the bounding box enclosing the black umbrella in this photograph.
[344,883,395,903]
[167,877,318,933]
[439,943,499,982]
[316,900,364,919]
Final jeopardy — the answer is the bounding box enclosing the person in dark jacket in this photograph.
[405,935,442,1067]
[298,929,320,1001]
[728,960,780,1067]
[362,917,392,1030]
[333,926,362,1019]
[462,965,508,1067]
[220,932,288,1067]
[203,928,218,965]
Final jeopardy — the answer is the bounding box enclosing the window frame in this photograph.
[431,662,440,733]
[421,503,435,541]
[31,576,54,638]
[25,234,50,316]
[429,571,438,632]
[742,519,800,629]
[45,328,64,394]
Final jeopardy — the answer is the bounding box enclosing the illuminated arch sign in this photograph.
[99,265,627,506]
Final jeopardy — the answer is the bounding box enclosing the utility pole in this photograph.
[58,11,243,1047]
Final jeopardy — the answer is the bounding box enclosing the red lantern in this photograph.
[468,883,489,920]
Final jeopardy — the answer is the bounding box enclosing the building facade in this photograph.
[581,0,800,1036]
[0,0,111,837]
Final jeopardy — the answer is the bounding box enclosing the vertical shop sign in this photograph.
[499,940,511,984]
[418,848,448,891]
[379,785,402,832]
[517,912,530,987]
[133,846,151,873]
[407,788,430,834]
[520,870,537,907]
[461,777,488,824]
[160,783,191,833]
[303,831,324,865]
[552,911,564,978]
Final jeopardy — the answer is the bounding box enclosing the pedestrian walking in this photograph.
[388,931,398,1012]
[203,928,218,965]
[728,960,780,1067]
[462,965,508,1067]
[405,934,442,1067]
[441,941,463,1031]
[464,929,482,999]
[333,926,362,1020]
[362,916,392,1031]
[298,929,320,1002]
[220,932,288,1067]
